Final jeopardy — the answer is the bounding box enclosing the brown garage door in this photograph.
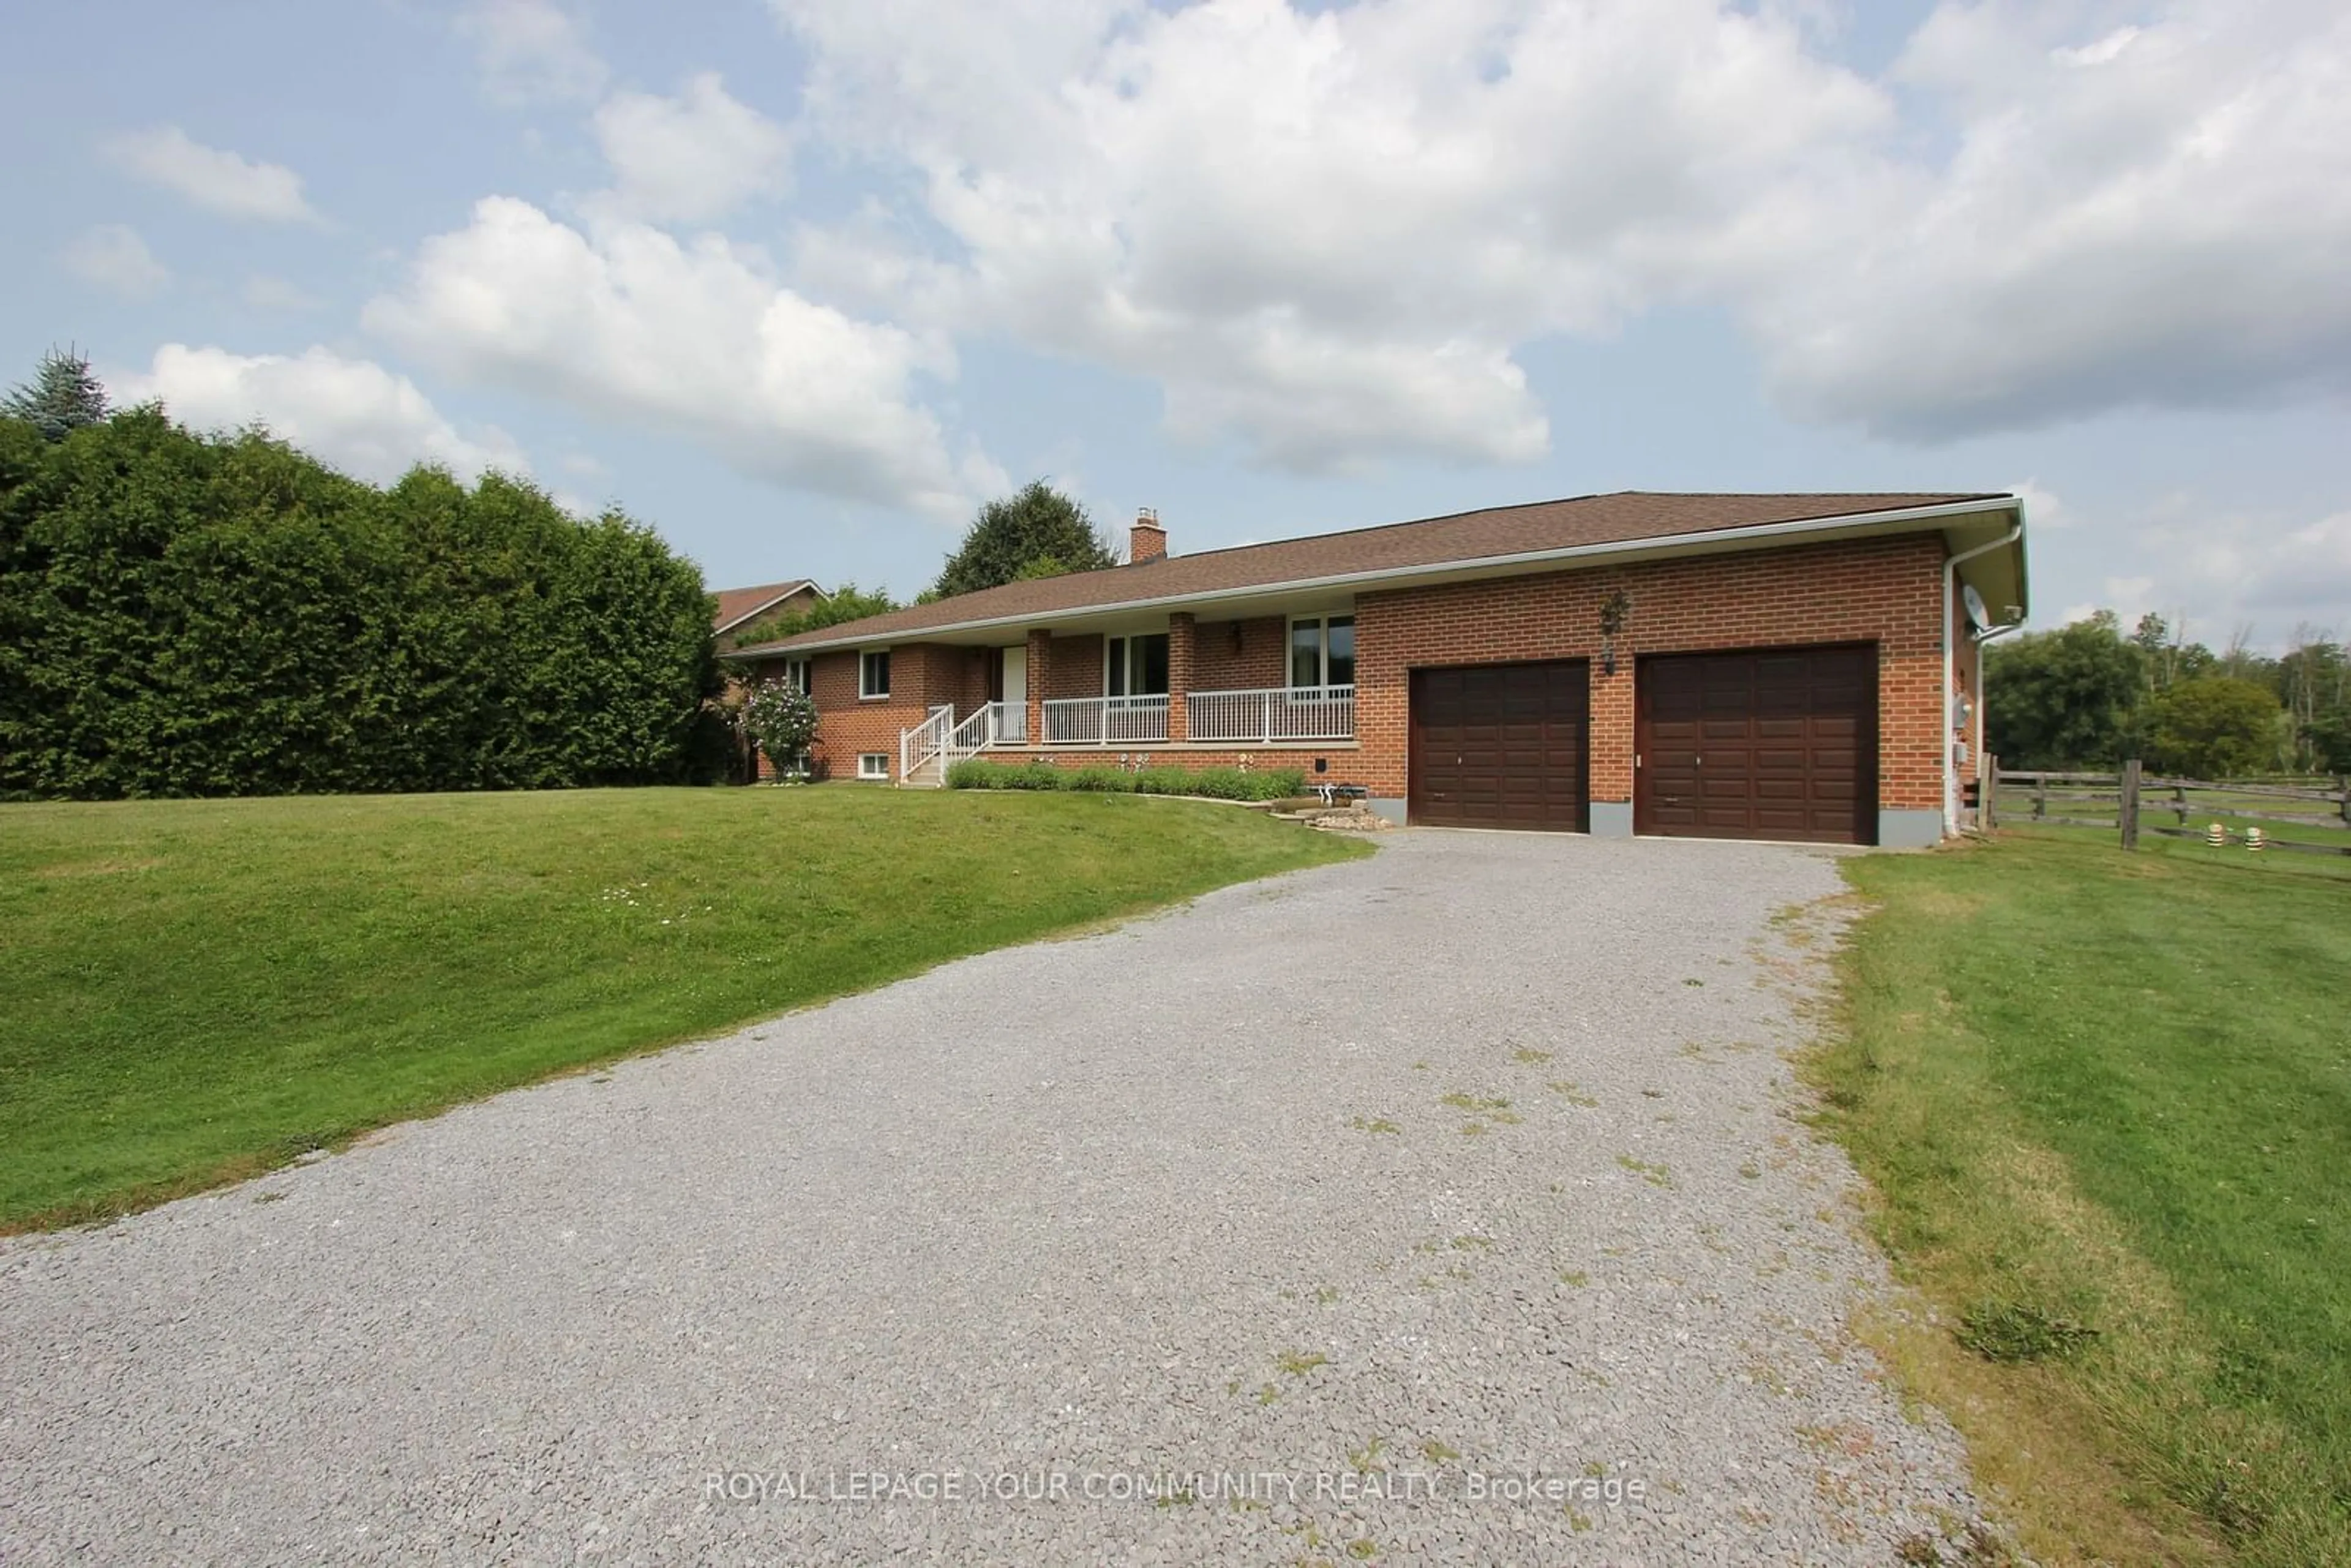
[1409,661,1589,830]
[1635,646,1877,844]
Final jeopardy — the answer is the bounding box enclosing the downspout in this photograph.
[1970,617,2026,829]
[1944,516,2025,835]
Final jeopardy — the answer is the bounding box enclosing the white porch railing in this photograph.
[1187,685,1355,743]
[899,706,952,784]
[1043,694,1169,745]
[941,700,1026,772]
[901,702,1027,786]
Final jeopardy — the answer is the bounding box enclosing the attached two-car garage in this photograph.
[1406,645,1878,844]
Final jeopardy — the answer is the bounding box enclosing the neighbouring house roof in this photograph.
[733,491,2022,657]
[711,579,821,637]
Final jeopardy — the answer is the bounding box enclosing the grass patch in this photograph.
[1614,1153,1673,1188]
[1810,828,2351,1565]
[0,786,1364,1229]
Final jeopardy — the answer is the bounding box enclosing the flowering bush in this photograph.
[743,682,819,775]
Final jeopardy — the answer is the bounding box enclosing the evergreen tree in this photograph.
[0,408,718,800]
[928,481,1119,600]
[2,348,110,443]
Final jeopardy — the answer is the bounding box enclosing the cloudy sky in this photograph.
[6,0,2346,641]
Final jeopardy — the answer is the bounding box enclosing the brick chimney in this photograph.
[1131,507,1167,565]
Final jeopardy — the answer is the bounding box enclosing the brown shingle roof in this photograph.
[711,579,817,634]
[741,491,2008,653]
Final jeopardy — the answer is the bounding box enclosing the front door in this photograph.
[997,646,1027,741]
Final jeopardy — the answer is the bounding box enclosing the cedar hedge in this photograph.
[0,408,720,799]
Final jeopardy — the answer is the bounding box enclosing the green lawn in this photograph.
[0,787,1366,1229]
[1815,828,2351,1565]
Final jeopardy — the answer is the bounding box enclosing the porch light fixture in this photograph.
[1599,588,1631,675]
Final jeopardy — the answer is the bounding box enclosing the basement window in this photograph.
[857,752,890,780]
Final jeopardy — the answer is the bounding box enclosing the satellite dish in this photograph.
[1962,583,1992,631]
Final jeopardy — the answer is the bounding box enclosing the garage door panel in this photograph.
[1411,659,1589,831]
[1636,645,1876,845]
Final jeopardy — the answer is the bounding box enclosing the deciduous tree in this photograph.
[928,481,1118,600]
[1983,612,2147,767]
[2143,678,2285,778]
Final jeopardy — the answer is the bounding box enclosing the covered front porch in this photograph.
[898,609,1355,784]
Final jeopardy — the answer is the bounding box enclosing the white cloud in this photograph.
[361,197,997,515]
[1742,0,2351,437]
[769,0,2351,464]
[118,345,528,485]
[2053,501,2351,642]
[591,73,791,225]
[457,0,608,105]
[2218,510,2351,615]
[2010,478,2073,531]
[101,126,318,223]
[61,224,168,299]
[777,0,1883,471]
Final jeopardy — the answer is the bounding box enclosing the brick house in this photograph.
[728,493,2028,846]
[711,579,824,651]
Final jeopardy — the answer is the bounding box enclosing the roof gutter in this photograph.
[733,496,2022,659]
[1943,519,2026,836]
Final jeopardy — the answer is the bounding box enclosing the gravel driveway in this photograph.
[0,829,1989,1565]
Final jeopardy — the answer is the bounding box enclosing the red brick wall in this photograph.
[1193,617,1288,690]
[1022,620,1283,699]
[747,642,985,781]
[1043,634,1105,699]
[772,536,1952,812]
[1352,535,1950,810]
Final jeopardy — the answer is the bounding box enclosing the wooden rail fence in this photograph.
[1973,757,2351,857]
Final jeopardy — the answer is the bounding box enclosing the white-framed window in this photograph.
[857,752,890,780]
[784,657,812,694]
[1104,632,1170,696]
[1289,614,1355,689]
[859,648,891,699]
